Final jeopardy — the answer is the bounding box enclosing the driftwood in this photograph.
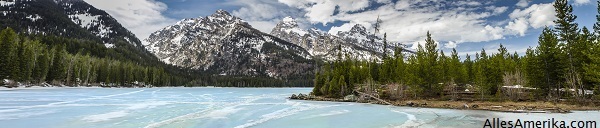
[354,89,392,105]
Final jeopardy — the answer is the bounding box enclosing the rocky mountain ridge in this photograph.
[144,10,314,79]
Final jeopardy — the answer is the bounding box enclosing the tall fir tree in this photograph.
[536,27,564,99]
[394,47,406,84]
[383,33,388,59]
[464,54,474,83]
[421,31,440,97]
[32,48,46,83]
[0,28,19,80]
[18,39,36,82]
[554,0,584,99]
[47,44,68,83]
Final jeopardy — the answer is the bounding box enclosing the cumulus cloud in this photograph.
[506,18,529,36]
[331,2,506,44]
[506,3,556,35]
[337,1,556,49]
[278,0,372,25]
[84,0,177,42]
[271,0,559,50]
[516,0,529,8]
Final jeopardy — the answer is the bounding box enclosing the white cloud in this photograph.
[573,0,591,5]
[409,38,440,50]
[445,41,457,48]
[394,0,410,10]
[229,0,307,33]
[278,0,373,25]
[454,1,481,6]
[331,3,507,45]
[486,6,508,15]
[305,1,337,25]
[335,0,371,12]
[375,0,392,4]
[516,0,529,8]
[506,18,529,36]
[84,0,177,42]
[506,3,556,36]
[328,23,355,35]
[274,0,559,50]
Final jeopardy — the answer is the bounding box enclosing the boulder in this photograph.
[343,95,358,102]
[290,94,298,99]
[406,101,415,107]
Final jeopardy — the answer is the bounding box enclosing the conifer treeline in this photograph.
[0,28,187,87]
[312,0,600,101]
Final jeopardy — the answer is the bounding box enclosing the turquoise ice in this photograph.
[0,88,598,128]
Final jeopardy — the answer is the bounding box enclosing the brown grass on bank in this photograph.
[296,95,600,113]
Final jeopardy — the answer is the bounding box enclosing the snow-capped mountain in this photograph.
[145,10,314,79]
[270,16,410,61]
[0,0,142,48]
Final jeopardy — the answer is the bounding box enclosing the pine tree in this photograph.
[47,44,67,83]
[374,15,382,35]
[524,47,544,98]
[584,37,600,95]
[554,0,584,99]
[449,48,465,84]
[438,50,449,82]
[383,33,388,59]
[328,75,339,97]
[0,28,19,80]
[18,39,36,82]
[464,54,474,83]
[536,27,564,99]
[579,27,594,87]
[313,72,323,96]
[339,75,347,96]
[32,47,50,83]
[416,31,440,97]
[393,47,406,83]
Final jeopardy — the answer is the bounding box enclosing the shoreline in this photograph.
[0,86,314,91]
[290,94,600,113]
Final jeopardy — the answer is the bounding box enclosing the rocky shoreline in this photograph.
[289,94,600,113]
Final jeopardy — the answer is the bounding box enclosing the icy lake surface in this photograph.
[1,88,599,128]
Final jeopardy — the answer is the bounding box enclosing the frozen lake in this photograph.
[0,88,598,128]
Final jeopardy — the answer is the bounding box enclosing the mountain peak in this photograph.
[278,16,299,28]
[350,24,368,35]
[212,9,232,17]
[282,16,297,25]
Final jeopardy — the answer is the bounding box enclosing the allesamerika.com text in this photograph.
[483,118,597,128]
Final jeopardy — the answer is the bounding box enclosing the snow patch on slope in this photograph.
[26,14,42,22]
[0,1,15,6]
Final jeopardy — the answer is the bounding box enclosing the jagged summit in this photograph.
[214,9,231,16]
[348,24,369,36]
[209,9,240,23]
[144,10,313,79]
[271,17,409,61]
[272,16,306,36]
[281,16,299,27]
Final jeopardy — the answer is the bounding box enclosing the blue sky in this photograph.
[85,0,598,57]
